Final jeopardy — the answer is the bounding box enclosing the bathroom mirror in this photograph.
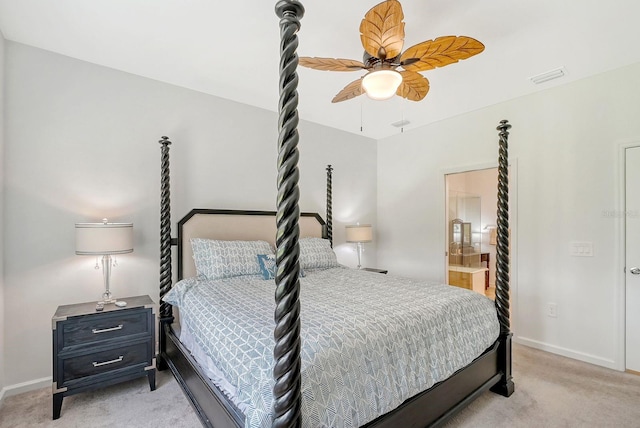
[462,222,472,247]
[448,192,481,266]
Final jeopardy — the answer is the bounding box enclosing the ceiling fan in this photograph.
[299,0,485,103]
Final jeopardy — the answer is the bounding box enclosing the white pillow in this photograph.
[190,239,273,280]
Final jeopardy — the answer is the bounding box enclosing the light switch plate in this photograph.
[570,241,593,257]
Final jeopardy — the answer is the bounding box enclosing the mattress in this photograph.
[163,267,500,427]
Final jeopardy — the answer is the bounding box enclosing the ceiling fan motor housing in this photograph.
[363,51,400,70]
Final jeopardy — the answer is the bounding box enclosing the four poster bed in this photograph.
[156,2,514,427]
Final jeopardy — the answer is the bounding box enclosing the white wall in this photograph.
[0,28,6,399]
[2,42,376,388]
[378,62,640,370]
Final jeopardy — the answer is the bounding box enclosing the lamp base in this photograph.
[100,289,116,305]
[99,256,117,305]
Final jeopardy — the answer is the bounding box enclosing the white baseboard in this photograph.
[0,376,51,403]
[515,336,618,370]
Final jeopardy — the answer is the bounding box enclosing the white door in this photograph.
[626,146,640,372]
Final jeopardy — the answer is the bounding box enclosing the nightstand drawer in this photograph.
[61,341,152,383]
[60,309,151,349]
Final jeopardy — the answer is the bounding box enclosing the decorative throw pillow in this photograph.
[257,254,305,280]
[299,237,340,270]
[190,239,273,280]
[257,254,277,280]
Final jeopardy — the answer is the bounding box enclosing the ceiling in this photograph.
[1,0,639,139]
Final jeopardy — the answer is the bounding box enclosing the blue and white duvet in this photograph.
[164,267,499,427]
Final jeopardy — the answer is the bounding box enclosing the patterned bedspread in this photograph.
[163,267,500,427]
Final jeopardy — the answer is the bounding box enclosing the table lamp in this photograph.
[75,219,133,304]
[346,224,373,269]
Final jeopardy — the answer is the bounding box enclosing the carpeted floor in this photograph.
[1,344,639,427]
[0,369,200,428]
[443,344,640,427]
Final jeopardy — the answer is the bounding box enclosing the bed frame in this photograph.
[156,2,514,427]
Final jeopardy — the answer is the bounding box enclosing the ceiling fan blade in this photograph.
[396,71,430,101]
[400,36,485,72]
[299,57,366,72]
[360,0,405,60]
[332,78,364,103]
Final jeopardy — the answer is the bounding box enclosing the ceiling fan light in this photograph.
[362,70,403,101]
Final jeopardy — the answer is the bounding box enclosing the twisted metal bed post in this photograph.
[326,164,333,246]
[491,120,515,397]
[273,1,305,427]
[158,136,174,371]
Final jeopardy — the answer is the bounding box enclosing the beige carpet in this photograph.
[0,344,639,427]
[443,344,640,427]
[0,369,200,428]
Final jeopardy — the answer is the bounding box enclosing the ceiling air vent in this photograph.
[530,67,566,85]
[391,119,411,128]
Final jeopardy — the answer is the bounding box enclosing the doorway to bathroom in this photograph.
[445,167,498,298]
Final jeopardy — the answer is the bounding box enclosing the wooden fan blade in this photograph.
[400,36,485,72]
[332,78,364,103]
[299,57,366,72]
[359,0,405,60]
[396,71,430,101]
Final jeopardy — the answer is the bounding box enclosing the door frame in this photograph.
[441,159,519,334]
[617,141,640,371]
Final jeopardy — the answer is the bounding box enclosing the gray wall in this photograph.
[0,28,5,397]
[377,62,640,370]
[2,41,377,388]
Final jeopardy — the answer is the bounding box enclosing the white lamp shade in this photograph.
[75,222,134,255]
[346,224,373,243]
[362,70,403,101]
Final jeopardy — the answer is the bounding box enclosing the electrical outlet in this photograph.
[547,303,558,318]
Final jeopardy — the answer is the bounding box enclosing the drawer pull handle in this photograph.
[92,356,124,367]
[92,325,123,334]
